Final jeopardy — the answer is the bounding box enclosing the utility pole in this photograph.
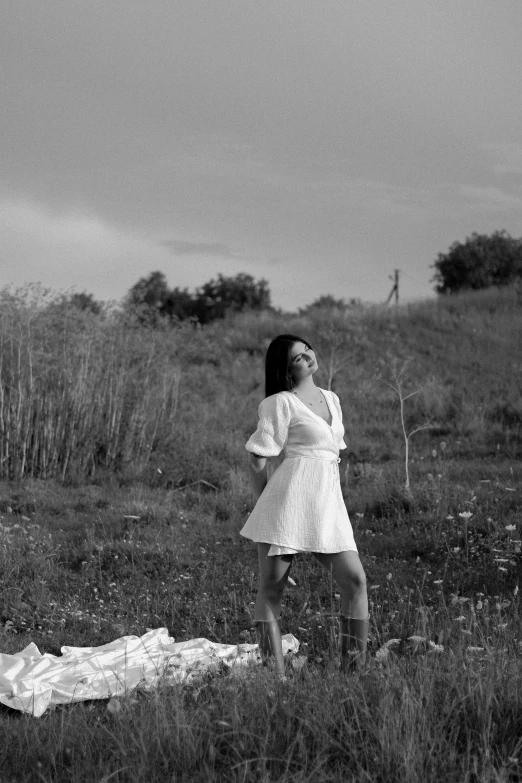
[385,269,399,305]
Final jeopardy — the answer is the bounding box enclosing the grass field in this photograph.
[0,286,521,781]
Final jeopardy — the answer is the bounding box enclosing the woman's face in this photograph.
[289,341,317,384]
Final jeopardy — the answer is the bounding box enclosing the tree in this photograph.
[161,287,198,321]
[68,292,103,314]
[194,273,271,323]
[298,295,361,315]
[124,271,271,325]
[127,271,170,310]
[432,230,522,294]
[125,271,172,324]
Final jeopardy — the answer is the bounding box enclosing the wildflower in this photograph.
[514,585,519,597]
[431,450,437,458]
[440,442,447,451]
[455,616,466,622]
[505,524,516,532]
[433,580,443,585]
[452,547,461,553]
[446,515,454,521]
[386,573,393,581]
[459,511,473,520]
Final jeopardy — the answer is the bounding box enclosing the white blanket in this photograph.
[0,628,299,717]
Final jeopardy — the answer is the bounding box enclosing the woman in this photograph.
[240,334,369,677]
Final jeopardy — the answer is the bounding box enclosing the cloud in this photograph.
[482,143,522,175]
[161,240,234,258]
[0,195,178,300]
[316,176,522,217]
[459,184,522,211]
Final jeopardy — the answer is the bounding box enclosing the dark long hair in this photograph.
[265,334,313,398]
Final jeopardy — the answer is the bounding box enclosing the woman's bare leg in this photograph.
[253,544,294,676]
[313,550,368,618]
[254,544,294,621]
[313,550,369,671]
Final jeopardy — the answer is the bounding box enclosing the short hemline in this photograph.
[239,533,358,556]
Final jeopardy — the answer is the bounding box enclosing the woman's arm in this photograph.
[248,453,268,499]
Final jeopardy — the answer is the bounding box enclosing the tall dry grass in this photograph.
[1,284,521,489]
[0,287,184,481]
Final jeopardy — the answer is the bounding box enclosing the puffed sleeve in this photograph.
[245,393,291,457]
[331,391,347,450]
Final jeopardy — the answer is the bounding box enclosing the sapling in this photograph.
[311,309,367,390]
[381,356,433,494]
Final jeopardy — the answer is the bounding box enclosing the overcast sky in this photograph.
[2,1,522,311]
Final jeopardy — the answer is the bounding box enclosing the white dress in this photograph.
[240,389,357,555]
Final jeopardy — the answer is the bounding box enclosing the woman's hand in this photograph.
[248,453,268,499]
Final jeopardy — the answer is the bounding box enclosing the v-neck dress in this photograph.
[240,389,357,555]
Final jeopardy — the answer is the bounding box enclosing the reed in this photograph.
[0,288,184,482]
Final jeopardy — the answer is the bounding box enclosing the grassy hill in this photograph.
[0,285,521,781]
[1,283,521,489]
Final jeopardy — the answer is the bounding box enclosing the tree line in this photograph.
[68,229,522,323]
[68,272,272,323]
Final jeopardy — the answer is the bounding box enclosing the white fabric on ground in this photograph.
[0,628,299,717]
[241,390,357,554]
